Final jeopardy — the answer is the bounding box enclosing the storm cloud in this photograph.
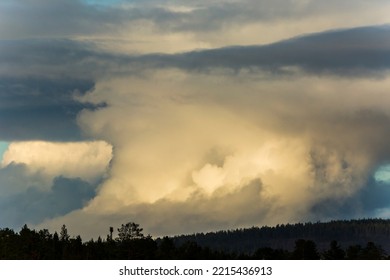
[1,0,390,238]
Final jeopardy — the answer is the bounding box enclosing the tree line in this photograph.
[0,220,389,259]
[173,218,390,254]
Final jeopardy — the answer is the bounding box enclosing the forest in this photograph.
[0,219,389,260]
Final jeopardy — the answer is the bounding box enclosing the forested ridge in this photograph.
[173,219,390,254]
[1,219,389,259]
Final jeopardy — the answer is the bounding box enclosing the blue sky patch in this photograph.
[0,142,9,161]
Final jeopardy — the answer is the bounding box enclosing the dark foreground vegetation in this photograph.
[1,219,389,259]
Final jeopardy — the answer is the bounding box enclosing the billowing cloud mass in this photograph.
[1,0,390,239]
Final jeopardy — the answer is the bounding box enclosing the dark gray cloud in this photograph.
[0,77,96,141]
[1,0,387,38]
[3,26,389,80]
[0,39,123,79]
[0,175,97,229]
[138,25,390,75]
[310,176,390,221]
[0,163,45,197]
[0,40,108,141]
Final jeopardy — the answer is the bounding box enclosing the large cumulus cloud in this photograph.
[40,66,390,238]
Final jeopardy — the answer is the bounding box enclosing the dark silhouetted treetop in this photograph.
[116,222,144,242]
[322,240,345,260]
[60,224,70,242]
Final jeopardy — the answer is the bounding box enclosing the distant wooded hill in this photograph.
[1,219,389,259]
[171,219,390,254]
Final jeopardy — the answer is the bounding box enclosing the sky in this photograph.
[1,0,390,239]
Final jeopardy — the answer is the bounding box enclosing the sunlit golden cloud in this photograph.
[36,70,390,238]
